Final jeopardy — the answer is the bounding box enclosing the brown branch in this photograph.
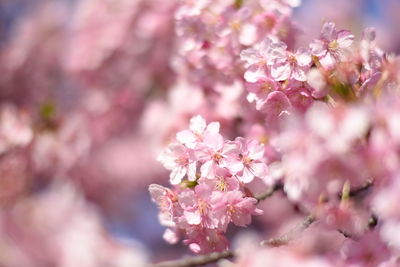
[338,180,374,199]
[337,213,379,240]
[151,214,315,267]
[150,250,234,267]
[254,183,283,203]
[260,214,316,247]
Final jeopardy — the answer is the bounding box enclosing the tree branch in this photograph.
[150,250,234,267]
[254,183,283,203]
[151,214,315,267]
[338,180,374,199]
[260,214,316,247]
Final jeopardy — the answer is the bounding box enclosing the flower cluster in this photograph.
[150,0,400,264]
[240,21,356,126]
[150,115,266,253]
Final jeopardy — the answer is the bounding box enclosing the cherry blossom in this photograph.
[310,22,355,69]
[222,137,268,183]
[269,42,312,81]
[157,142,197,184]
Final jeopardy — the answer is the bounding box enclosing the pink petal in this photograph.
[232,212,251,227]
[204,132,224,151]
[187,162,198,181]
[188,243,201,254]
[179,190,196,208]
[239,167,255,183]
[292,65,308,81]
[287,0,301,7]
[337,30,354,49]
[321,22,337,42]
[163,228,179,244]
[265,91,291,116]
[205,122,220,134]
[337,48,352,62]
[236,7,251,20]
[170,166,186,184]
[248,141,265,160]
[189,115,206,133]
[184,210,201,225]
[295,48,312,67]
[240,48,261,65]
[271,62,291,81]
[319,52,336,69]
[250,161,268,178]
[226,159,244,174]
[159,212,174,227]
[148,184,168,203]
[176,130,197,146]
[244,64,267,83]
[259,37,273,52]
[195,184,213,200]
[310,39,327,57]
[200,160,214,178]
[269,42,288,63]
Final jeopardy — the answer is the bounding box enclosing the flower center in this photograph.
[175,157,188,166]
[198,200,209,215]
[261,82,273,93]
[230,20,241,31]
[213,153,223,162]
[329,40,339,51]
[243,156,253,166]
[215,178,227,191]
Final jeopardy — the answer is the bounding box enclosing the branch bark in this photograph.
[338,180,374,199]
[260,214,316,247]
[254,183,283,203]
[150,250,234,267]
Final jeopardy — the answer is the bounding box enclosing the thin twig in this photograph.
[260,214,316,247]
[150,250,234,267]
[337,229,359,240]
[254,183,283,203]
[338,180,374,199]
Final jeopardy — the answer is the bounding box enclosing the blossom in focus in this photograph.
[310,22,354,69]
[222,137,268,183]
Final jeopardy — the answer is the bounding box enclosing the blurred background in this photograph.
[0,0,399,266]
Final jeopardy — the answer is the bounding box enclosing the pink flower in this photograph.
[222,137,268,183]
[176,115,220,149]
[184,227,229,254]
[310,22,354,69]
[269,41,312,81]
[359,27,385,72]
[157,142,196,185]
[260,0,301,14]
[284,81,314,112]
[0,104,33,154]
[212,190,262,230]
[198,167,240,192]
[194,131,225,179]
[216,7,252,39]
[240,37,276,82]
[148,184,177,227]
[178,184,219,229]
[264,91,292,129]
[245,76,281,110]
